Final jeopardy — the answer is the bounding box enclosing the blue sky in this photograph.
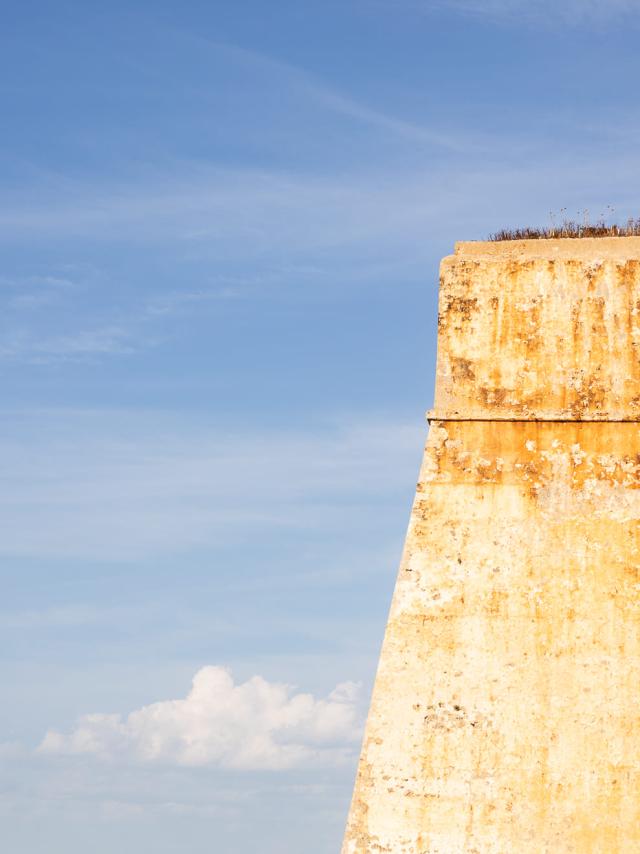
[3,1,640,851]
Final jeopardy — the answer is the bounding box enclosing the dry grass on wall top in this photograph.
[490,218,640,242]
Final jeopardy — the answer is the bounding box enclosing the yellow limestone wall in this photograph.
[342,238,640,853]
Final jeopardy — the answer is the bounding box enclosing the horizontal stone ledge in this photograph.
[453,235,640,261]
[426,410,640,423]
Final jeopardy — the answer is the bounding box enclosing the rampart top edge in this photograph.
[452,235,640,262]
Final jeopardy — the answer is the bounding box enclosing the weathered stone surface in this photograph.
[343,238,640,853]
[434,237,640,420]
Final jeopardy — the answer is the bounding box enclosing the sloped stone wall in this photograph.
[343,238,640,853]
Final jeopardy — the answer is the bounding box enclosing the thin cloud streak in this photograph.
[0,325,138,362]
[198,39,473,153]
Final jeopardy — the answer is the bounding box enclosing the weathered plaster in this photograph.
[343,238,640,853]
[434,237,640,420]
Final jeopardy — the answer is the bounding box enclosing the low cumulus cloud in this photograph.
[39,667,363,771]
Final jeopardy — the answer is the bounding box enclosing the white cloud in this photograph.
[39,666,362,770]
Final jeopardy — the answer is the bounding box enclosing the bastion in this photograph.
[342,237,640,853]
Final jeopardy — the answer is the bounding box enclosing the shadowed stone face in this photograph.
[342,238,640,854]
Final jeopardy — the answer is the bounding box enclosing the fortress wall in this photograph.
[342,238,640,854]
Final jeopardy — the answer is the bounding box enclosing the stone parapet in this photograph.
[433,237,640,421]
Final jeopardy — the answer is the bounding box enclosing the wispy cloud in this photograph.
[210,41,472,153]
[424,0,640,25]
[144,287,243,316]
[0,266,248,363]
[0,410,424,560]
[0,166,444,250]
[2,153,639,367]
[0,270,148,363]
[2,152,639,254]
[0,604,123,629]
[0,273,75,311]
[39,666,362,770]
[0,324,138,362]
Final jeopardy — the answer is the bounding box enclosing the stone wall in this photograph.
[342,238,640,853]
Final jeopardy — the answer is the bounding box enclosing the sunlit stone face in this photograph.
[343,238,640,854]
